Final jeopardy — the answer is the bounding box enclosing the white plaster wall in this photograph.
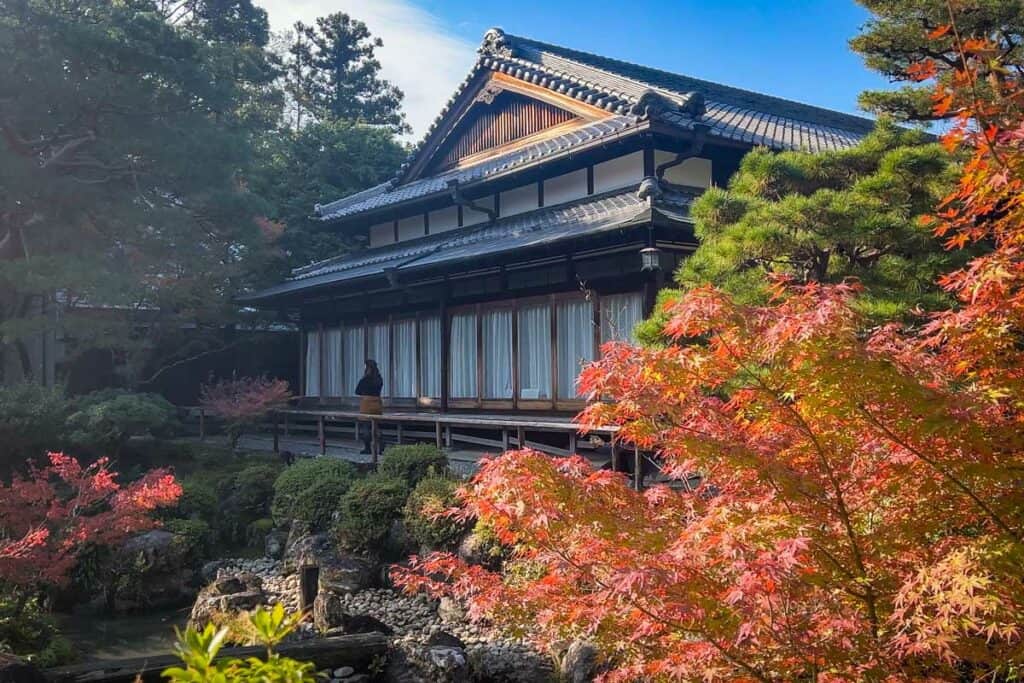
[429,205,460,234]
[499,184,539,217]
[462,195,496,227]
[397,215,426,242]
[654,151,713,188]
[369,222,394,248]
[593,151,643,194]
[543,168,588,207]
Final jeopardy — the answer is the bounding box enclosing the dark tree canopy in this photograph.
[638,122,963,343]
[851,0,1024,120]
[285,12,408,133]
[0,0,280,384]
[250,120,407,270]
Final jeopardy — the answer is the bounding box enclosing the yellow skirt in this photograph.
[359,396,383,415]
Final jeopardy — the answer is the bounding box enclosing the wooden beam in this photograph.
[634,446,642,491]
[318,415,326,455]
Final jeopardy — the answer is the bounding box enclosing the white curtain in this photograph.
[343,326,364,397]
[304,330,321,397]
[557,299,596,399]
[482,309,512,399]
[449,312,477,398]
[392,319,416,398]
[601,292,644,344]
[419,316,442,398]
[323,328,342,396]
[368,322,390,397]
[518,304,551,400]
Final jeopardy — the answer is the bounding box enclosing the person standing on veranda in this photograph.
[356,359,383,455]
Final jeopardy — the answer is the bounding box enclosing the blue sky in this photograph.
[261,0,893,137]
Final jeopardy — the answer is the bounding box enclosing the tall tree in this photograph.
[638,121,962,342]
[851,0,1024,120]
[0,0,280,385]
[286,12,408,133]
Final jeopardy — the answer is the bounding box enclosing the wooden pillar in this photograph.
[371,419,380,467]
[516,426,526,450]
[611,440,621,473]
[633,446,642,491]
[435,420,443,449]
[568,430,578,455]
[396,423,403,445]
[272,413,279,454]
[318,415,326,455]
[440,285,450,413]
[444,425,452,449]
[198,408,205,441]
[501,428,510,452]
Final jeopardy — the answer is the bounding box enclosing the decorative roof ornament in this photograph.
[474,82,504,106]
[637,176,664,205]
[630,89,677,118]
[679,91,706,118]
[479,28,515,58]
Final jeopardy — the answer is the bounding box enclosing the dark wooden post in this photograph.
[396,422,403,445]
[272,412,280,454]
[371,419,380,466]
[634,446,642,491]
[501,428,510,452]
[611,440,621,473]
[435,420,443,449]
[318,415,326,455]
[568,430,578,455]
[198,408,205,441]
[516,426,526,450]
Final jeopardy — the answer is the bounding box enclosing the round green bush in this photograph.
[166,518,213,562]
[403,476,470,551]
[218,464,279,543]
[378,444,448,487]
[272,458,357,529]
[175,478,218,520]
[333,474,409,552]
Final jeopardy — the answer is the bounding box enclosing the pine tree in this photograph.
[851,0,1024,120]
[638,121,964,343]
[0,0,280,384]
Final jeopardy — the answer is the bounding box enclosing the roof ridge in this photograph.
[501,31,876,134]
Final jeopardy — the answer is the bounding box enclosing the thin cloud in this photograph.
[259,0,477,139]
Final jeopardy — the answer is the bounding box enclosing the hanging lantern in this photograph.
[640,246,661,272]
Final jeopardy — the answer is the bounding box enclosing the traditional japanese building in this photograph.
[243,29,873,435]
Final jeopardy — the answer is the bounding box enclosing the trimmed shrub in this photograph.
[166,518,213,563]
[246,518,275,547]
[0,383,70,465]
[175,478,218,521]
[67,389,178,457]
[378,444,448,487]
[272,458,357,529]
[403,476,470,551]
[334,474,408,552]
[218,464,278,544]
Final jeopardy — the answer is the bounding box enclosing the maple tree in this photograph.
[200,376,292,448]
[394,9,1024,681]
[0,452,181,613]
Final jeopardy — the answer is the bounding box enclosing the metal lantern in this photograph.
[640,246,661,272]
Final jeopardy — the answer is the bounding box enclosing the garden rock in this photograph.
[0,655,46,683]
[385,640,470,683]
[265,530,287,559]
[318,552,380,595]
[561,638,600,683]
[426,631,465,649]
[437,596,465,624]
[110,529,195,612]
[188,571,266,629]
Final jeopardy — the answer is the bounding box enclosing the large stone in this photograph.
[456,529,503,570]
[188,572,266,629]
[318,553,380,595]
[560,638,600,683]
[265,530,288,560]
[385,640,470,683]
[0,655,46,683]
[284,530,331,569]
[437,596,464,625]
[108,529,196,613]
[312,590,346,631]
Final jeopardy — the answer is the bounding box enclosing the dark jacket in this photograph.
[355,374,383,397]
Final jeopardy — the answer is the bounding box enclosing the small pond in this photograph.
[56,607,190,661]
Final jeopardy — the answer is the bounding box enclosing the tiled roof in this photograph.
[243,186,696,302]
[314,116,640,222]
[315,30,875,224]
